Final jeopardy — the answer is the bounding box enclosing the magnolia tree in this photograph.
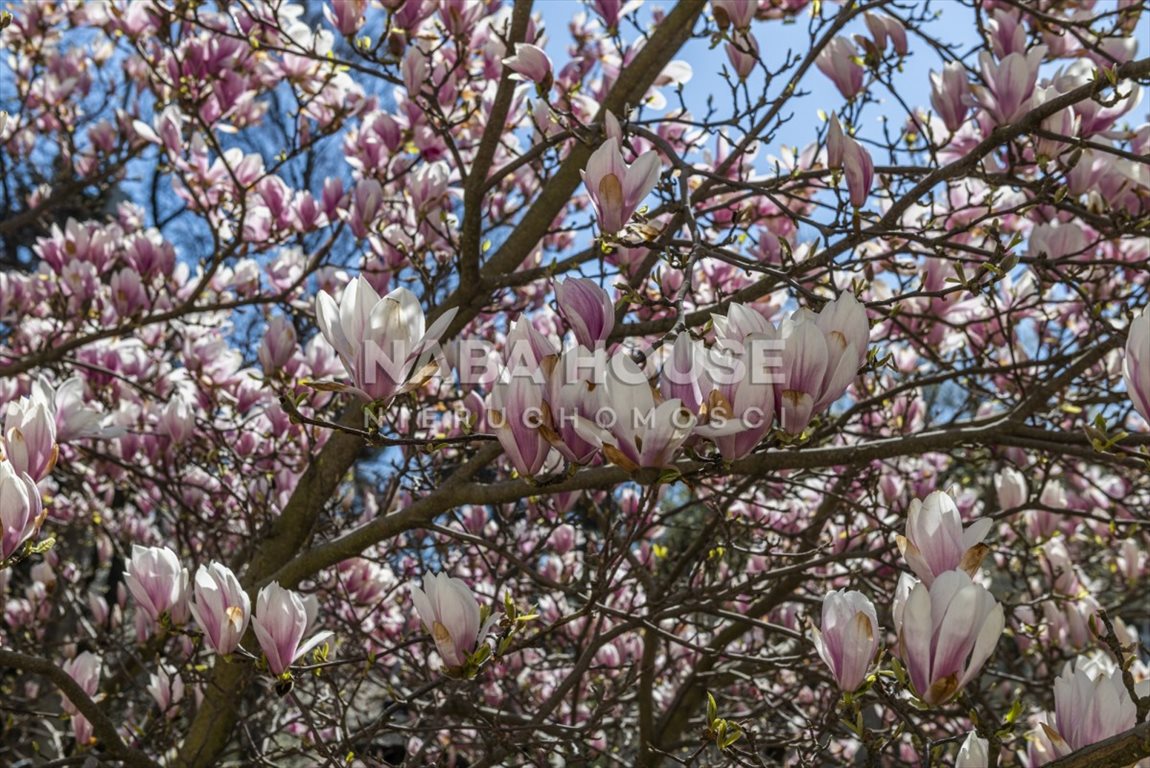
[0,0,1148,765]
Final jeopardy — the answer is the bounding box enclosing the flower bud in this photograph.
[188,561,250,656]
[3,390,58,482]
[816,37,864,99]
[252,581,333,676]
[896,490,993,586]
[1124,307,1150,424]
[580,138,661,236]
[1048,656,1136,753]
[555,278,615,350]
[811,590,880,692]
[0,459,44,562]
[955,732,990,767]
[410,572,496,670]
[895,570,1004,705]
[502,43,553,89]
[124,544,189,626]
[994,467,1028,510]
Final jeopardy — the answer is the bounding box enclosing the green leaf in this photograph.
[1003,697,1024,725]
[471,644,492,666]
[28,537,56,556]
[720,723,744,749]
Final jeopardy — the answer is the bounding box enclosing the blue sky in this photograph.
[534,1,986,153]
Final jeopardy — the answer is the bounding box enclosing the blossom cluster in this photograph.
[0,0,1146,766]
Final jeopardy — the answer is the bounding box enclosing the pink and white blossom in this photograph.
[895,570,1005,706]
[816,37,864,99]
[188,562,250,656]
[252,581,334,676]
[315,277,458,403]
[897,490,994,586]
[811,590,880,692]
[1046,655,1136,754]
[581,138,661,235]
[124,544,189,625]
[410,572,496,669]
[502,43,553,88]
[0,458,44,562]
[62,651,101,746]
[1124,307,1150,424]
[555,278,615,349]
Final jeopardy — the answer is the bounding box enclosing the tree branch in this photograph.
[458,0,534,288]
[1044,722,1150,768]
[434,0,709,337]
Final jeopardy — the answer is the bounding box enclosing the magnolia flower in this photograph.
[574,353,695,474]
[61,651,101,716]
[725,32,759,80]
[659,333,713,416]
[1047,655,1136,754]
[712,0,755,31]
[348,178,382,239]
[994,467,1028,510]
[972,46,1046,125]
[581,137,661,235]
[1027,718,1067,766]
[543,345,606,465]
[502,43,552,88]
[590,0,641,30]
[325,0,366,35]
[188,561,251,656]
[775,294,869,434]
[811,590,880,692]
[0,458,44,562]
[811,293,870,411]
[410,572,496,669]
[487,365,551,477]
[258,314,298,373]
[124,544,189,625]
[986,8,1027,58]
[147,665,185,719]
[816,36,864,99]
[506,316,559,366]
[62,651,101,746]
[43,376,123,442]
[252,582,334,676]
[1124,307,1150,424]
[1041,538,1082,596]
[929,61,971,133]
[315,276,457,403]
[712,302,774,342]
[895,570,1005,706]
[699,333,776,461]
[841,137,874,208]
[1051,59,1140,137]
[652,60,694,104]
[776,321,829,434]
[409,161,450,217]
[864,12,908,55]
[555,278,615,349]
[1032,86,1081,163]
[825,113,846,168]
[3,387,58,482]
[1028,221,1086,261]
[955,732,990,767]
[897,490,994,586]
[159,396,195,445]
[826,118,874,207]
